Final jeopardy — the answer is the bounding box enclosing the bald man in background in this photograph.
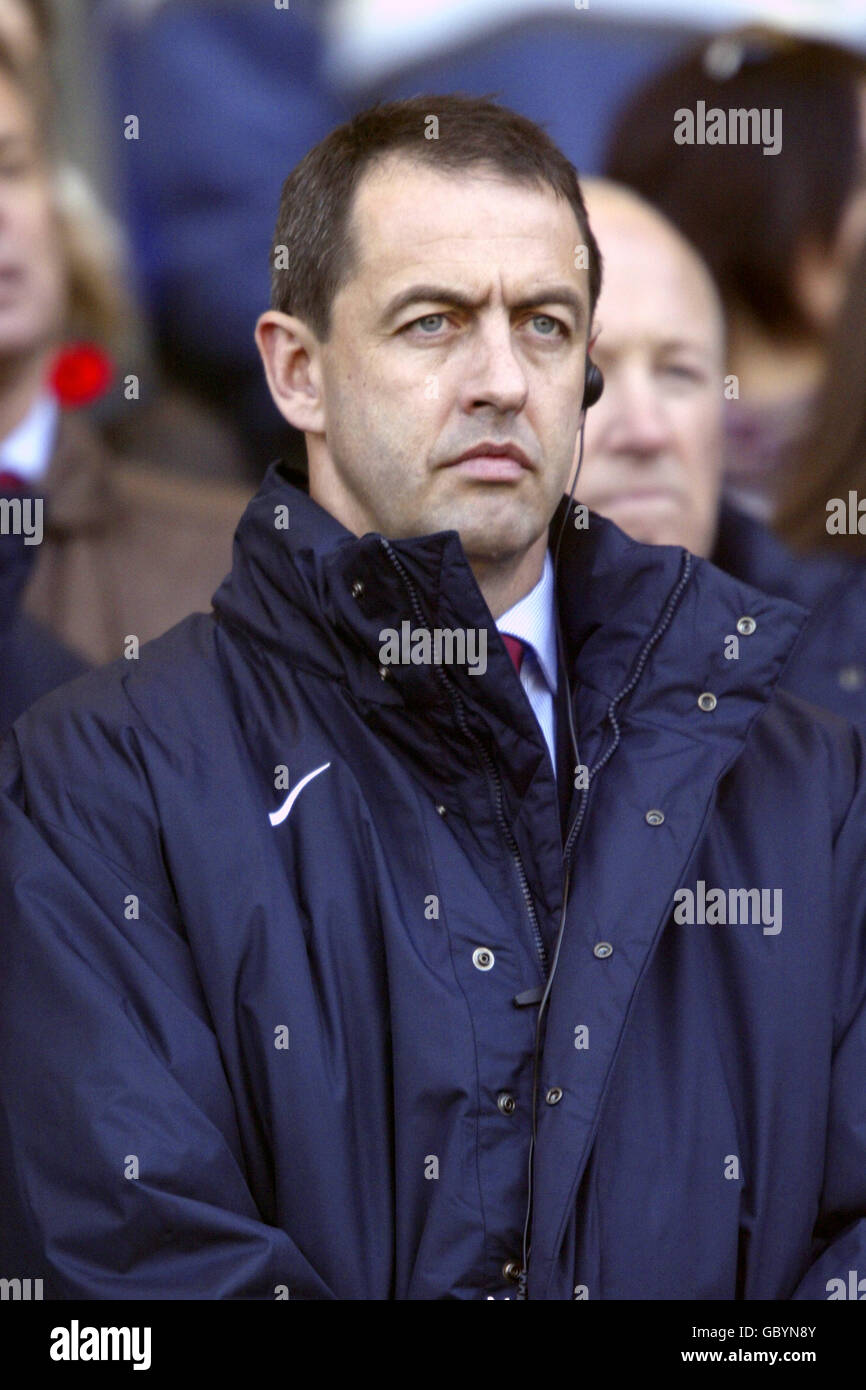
[576,179,866,730]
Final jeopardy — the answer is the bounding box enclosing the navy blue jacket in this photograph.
[713,502,866,730]
[2,463,866,1300]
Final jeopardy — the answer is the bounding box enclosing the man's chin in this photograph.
[424,500,544,556]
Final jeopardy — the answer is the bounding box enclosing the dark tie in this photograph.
[502,633,525,674]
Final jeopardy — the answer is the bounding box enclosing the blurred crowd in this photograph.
[3,0,866,733]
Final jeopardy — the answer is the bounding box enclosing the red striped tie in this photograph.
[501,633,525,674]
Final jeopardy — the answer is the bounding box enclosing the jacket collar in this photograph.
[212,461,811,756]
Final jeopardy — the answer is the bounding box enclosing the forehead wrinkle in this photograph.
[366,230,578,291]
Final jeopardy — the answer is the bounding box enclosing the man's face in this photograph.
[576,192,725,557]
[310,156,591,567]
[0,71,64,361]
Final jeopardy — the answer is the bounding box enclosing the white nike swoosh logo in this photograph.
[268,762,331,827]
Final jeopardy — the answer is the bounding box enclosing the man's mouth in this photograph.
[441,442,534,481]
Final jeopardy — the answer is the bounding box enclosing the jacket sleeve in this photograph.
[0,724,335,1300]
[791,724,866,1301]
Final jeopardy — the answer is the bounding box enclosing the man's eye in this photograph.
[661,363,704,383]
[530,315,567,338]
[411,314,447,333]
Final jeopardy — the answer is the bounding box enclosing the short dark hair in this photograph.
[269,93,602,341]
[605,33,866,338]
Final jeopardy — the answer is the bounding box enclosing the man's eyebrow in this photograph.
[654,336,717,356]
[379,283,587,328]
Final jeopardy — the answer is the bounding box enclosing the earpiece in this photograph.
[582,357,604,411]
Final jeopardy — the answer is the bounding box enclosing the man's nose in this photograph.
[461,319,529,414]
[605,370,673,456]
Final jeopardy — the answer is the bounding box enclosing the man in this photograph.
[576,178,866,730]
[1,96,866,1301]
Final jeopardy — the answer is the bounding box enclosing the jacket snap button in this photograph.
[497,1092,516,1115]
[838,665,865,691]
[502,1260,523,1283]
[435,802,447,817]
[697,691,717,712]
[545,1086,563,1105]
[377,664,390,681]
[593,941,613,959]
[736,615,756,635]
[472,947,495,971]
[351,580,364,599]
[645,808,664,826]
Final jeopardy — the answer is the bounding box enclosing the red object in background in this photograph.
[48,342,113,409]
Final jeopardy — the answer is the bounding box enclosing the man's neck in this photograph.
[469,532,548,620]
[0,349,54,442]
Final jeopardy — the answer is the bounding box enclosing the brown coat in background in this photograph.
[23,411,253,666]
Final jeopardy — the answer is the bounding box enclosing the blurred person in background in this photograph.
[9,0,252,486]
[0,0,90,727]
[777,233,866,573]
[0,31,251,667]
[606,30,866,522]
[575,179,866,730]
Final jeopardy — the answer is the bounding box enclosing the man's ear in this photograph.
[254,310,325,433]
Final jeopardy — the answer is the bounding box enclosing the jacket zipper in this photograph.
[519,547,695,1300]
[378,539,548,974]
